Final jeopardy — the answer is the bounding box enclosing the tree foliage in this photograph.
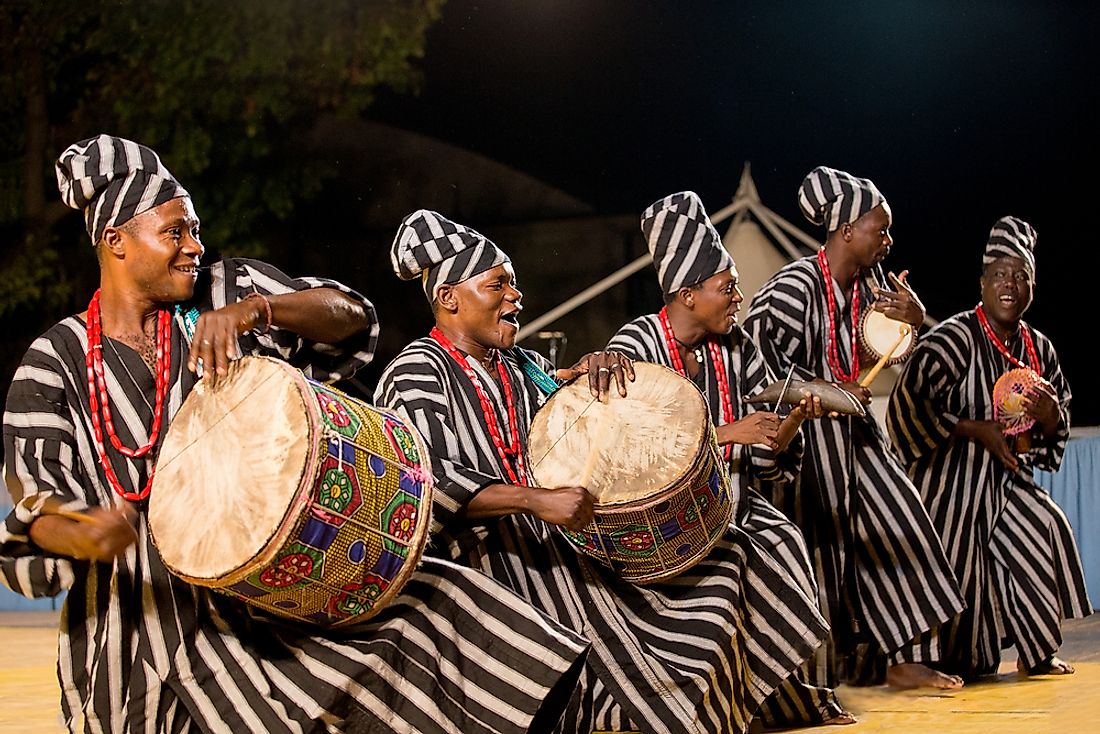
[0,0,445,319]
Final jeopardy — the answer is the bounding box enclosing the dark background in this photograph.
[366,0,1100,424]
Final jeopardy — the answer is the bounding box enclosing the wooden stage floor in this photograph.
[1,612,1096,733]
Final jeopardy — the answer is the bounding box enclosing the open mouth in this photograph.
[500,311,520,326]
[173,264,199,277]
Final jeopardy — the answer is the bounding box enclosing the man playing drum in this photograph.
[742,167,966,690]
[1,136,588,733]
[886,216,1091,679]
[606,191,853,728]
[374,210,831,734]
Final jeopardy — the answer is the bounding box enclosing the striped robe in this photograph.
[1,258,587,734]
[886,309,1092,676]
[607,316,843,725]
[375,338,830,734]
[742,256,965,685]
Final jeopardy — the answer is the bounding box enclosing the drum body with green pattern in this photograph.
[149,356,432,628]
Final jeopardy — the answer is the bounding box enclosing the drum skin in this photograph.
[527,362,736,584]
[859,309,916,366]
[149,356,433,628]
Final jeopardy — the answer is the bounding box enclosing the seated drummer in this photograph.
[886,216,1091,679]
[374,209,832,734]
[606,191,853,728]
[1,135,588,733]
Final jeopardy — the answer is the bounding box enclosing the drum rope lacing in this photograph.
[430,327,530,485]
[975,304,1040,373]
[85,288,172,501]
[658,307,733,461]
[816,248,862,383]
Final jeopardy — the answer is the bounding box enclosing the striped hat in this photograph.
[642,191,735,294]
[391,210,510,301]
[56,135,189,246]
[798,166,886,232]
[984,216,1037,280]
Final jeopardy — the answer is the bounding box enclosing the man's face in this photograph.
[690,266,743,336]
[114,196,204,303]
[846,202,893,268]
[980,255,1033,325]
[450,263,523,350]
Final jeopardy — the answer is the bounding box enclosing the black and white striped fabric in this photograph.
[1,258,588,734]
[607,317,845,727]
[56,134,189,245]
[797,166,885,232]
[642,191,735,294]
[984,215,1037,280]
[743,257,966,686]
[392,210,509,300]
[886,310,1091,676]
[375,339,830,734]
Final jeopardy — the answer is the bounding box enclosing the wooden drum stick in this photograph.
[859,324,911,388]
[38,496,99,525]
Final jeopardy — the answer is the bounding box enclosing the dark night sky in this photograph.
[368,0,1100,424]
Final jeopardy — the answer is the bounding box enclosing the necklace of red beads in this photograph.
[658,307,734,461]
[430,327,530,485]
[975,303,1040,372]
[817,248,861,383]
[85,289,172,501]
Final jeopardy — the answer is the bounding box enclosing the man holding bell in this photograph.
[375,209,831,734]
[886,215,1091,679]
[742,166,965,690]
[606,191,852,728]
[1,135,588,733]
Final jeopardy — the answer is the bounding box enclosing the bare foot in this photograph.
[824,710,858,725]
[1018,656,1075,675]
[886,663,965,690]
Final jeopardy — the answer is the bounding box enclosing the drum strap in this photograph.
[515,350,560,396]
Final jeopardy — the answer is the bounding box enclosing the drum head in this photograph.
[860,309,915,366]
[527,362,708,506]
[150,356,315,581]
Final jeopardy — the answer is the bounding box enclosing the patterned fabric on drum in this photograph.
[887,310,1091,676]
[743,256,966,686]
[608,316,845,727]
[375,338,830,734]
[1,258,587,733]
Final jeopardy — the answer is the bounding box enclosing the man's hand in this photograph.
[956,419,1019,471]
[31,505,138,562]
[1022,382,1060,436]
[187,300,263,379]
[789,391,826,421]
[836,381,872,407]
[556,351,636,402]
[717,411,780,449]
[872,270,926,328]
[527,486,595,531]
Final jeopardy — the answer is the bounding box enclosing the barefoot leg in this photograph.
[886,663,965,690]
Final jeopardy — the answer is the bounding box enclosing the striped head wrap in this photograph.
[642,191,735,294]
[55,135,189,246]
[984,216,1037,280]
[798,166,886,232]
[391,210,510,301]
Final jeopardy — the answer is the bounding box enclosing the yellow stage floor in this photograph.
[1,612,1096,733]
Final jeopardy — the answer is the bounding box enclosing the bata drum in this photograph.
[527,362,736,584]
[149,356,433,628]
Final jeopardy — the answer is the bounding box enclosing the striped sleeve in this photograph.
[374,344,503,533]
[743,263,820,383]
[212,258,380,382]
[1,335,83,598]
[1030,327,1071,473]
[737,330,803,484]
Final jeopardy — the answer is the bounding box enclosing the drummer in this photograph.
[886,216,1091,679]
[742,166,966,690]
[374,209,833,734]
[607,191,853,728]
[0,135,589,733]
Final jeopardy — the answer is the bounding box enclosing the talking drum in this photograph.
[149,356,433,628]
[859,309,916,367]
[527,362,736,584]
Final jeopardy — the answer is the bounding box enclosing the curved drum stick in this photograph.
[859,324,911,388]
[37,496,99,524]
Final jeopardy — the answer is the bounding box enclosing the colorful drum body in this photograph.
[527,362,736,584]
[859,309,916,366]
[150,356,432,628]
[993,367,1044,436]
